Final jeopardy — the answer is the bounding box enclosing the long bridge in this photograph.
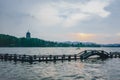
[0,50,120,63]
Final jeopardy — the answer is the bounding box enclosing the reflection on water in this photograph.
[0,47,120,80]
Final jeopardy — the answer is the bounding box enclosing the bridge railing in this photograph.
[77,50,110,59]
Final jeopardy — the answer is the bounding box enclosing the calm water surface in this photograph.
[0,47,120,80]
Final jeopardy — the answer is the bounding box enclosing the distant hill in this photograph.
[101,44,120,47]
[0,34,119,47]
[0,34,61,47]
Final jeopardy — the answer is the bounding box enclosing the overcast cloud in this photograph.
[0,0,120,44]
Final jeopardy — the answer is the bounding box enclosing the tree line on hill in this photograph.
[0,34,102,47]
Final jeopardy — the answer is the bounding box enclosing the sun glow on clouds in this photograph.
[67,33,120,44]
[69,33,96,41]
[30,0,112,27]
[117,33,120,36]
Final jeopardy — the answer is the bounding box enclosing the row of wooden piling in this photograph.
[0,54,80,63]
[108,52,120,58]
[0,51,120,63]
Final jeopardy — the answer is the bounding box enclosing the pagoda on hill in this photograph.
[26,31,31,38]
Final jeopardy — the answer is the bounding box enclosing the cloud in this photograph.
[66,33,120,44]
[29,4,62,27]
[1,0,118,44]
[117,33,120,36]
[29,0,112,27]
[80,0,111,17]
[68,33,96,41]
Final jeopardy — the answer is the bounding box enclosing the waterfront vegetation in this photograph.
[0,34,100,47]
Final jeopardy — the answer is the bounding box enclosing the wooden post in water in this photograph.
[62,55,65,60]
[109,52,113,58]
[39,56,41,62]
[61,55,65,62]
[85,50,87,53]
[33,55,36,59]
[56,56,58,60]
[119,54,120,58]
[53,56,56,62]
[29,56,33,64]
[42,56,44,61]
[9,54,12,61]
[21,54,25,62]
[1,55,3,60]
[4,54,8,61]
[80,55,83,60]
[101,51,105,58]
[68,55,71,61]
[45,57,48,63]
[115,54,116,58]
[49,55,52,61]
[74,54,77,61]
[0,54,1,59]
[14,54,17,62]
[19,55,22,60]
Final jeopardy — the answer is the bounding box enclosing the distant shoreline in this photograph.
[0,46,120,48]
[0,34,120,47]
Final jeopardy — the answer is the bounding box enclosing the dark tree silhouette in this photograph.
[0,34,101,47]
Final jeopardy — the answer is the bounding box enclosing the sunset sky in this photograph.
[0,0,120,44]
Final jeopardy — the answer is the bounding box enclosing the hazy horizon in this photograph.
[0,0,120,44]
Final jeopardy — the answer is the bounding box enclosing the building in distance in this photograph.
[26,31,31,38]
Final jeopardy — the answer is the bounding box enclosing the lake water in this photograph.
[0,47,120,80]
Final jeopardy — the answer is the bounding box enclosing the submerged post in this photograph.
[74,54,77,61]
[49,55,52,61]
[39,56,41,62]
[68,55,71,61]
[29,56,33,64]
[9,54,12,61]
[0,50,120,63]
[53,56,56,62]
[4,54,8,61]
[14,54,17,62]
